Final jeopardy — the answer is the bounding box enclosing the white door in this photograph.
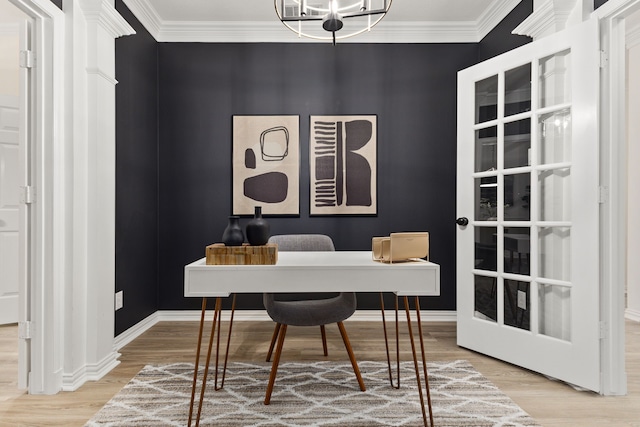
[0,93,20,325]
[0,3,30,329]
[456,18,601,392]
[0,6,33,389]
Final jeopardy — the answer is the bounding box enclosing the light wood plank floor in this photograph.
[1,319,639,426]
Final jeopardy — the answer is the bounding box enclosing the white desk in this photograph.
[184,251,440,297]
[184,251,440,427]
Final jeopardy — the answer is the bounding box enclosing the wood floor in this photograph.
[1,318,639,426]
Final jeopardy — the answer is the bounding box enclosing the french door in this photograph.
[456,18,601,391]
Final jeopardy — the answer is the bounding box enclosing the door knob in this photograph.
[456,217,469,226]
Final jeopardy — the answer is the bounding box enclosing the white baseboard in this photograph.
[61,351,121,392]
[625,308,640,322]
[114,309,457,351]
[113,311,161,350]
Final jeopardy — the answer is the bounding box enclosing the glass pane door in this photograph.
[457,18,600,392]
[472,60,533,330]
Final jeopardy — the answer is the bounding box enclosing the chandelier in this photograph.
[274,0,392,44]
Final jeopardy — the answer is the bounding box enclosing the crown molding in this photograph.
[513,0,556,39]
[81,0,136,38]
[512,0,576,40]
[155,20,481,44]
[477,0,525,40]
[123,0,522,43]
[122,0,162,39]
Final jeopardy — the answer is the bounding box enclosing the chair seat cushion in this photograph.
[264,293,356,326]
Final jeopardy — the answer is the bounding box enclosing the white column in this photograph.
[61,0,134,391]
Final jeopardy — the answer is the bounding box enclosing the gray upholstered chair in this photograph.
[263,234,366,404]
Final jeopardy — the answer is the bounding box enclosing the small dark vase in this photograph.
[245,206,270,246]
[221,216,244,246]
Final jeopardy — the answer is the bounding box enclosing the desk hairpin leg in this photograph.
[188,298,208,427]
[403,296,435,427]
[187,295,236,427]
[214,294,236,390]
[379,293,401,389]
[381,293,434,427]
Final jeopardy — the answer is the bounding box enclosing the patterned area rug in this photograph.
[85,360,540,426]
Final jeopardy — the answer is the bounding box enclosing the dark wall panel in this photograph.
[49,0,62,9]
[157,43,478,311]
[595,0,609,9]
[114,0,159,334]
[478,0,533,62]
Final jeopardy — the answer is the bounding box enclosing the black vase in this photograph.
[245,206,270,246]
[221,216,244,246]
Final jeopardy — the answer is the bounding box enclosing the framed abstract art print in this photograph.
[309,115,377,215]
[232,115,300,216]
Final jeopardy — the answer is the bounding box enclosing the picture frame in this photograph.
[232,115,300,216]
[309,115,377,215]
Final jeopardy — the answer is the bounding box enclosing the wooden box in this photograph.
[372,232,429,263]
[205,243,278,265]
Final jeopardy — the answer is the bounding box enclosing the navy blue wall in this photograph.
[114,0,534,333]
[114,1,159,335]
[156,42,478,312]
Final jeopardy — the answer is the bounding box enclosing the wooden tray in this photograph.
[205,243,278,265]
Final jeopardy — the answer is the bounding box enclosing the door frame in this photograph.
[595,0,640,396]
[7,0,65,394]
[8,0,134,395]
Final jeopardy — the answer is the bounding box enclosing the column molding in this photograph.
[61,0,134,392]
[81,0,134,39]
[513,0,592,40]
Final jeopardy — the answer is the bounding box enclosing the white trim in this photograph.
[61,351,121,392]
[81,0,136,38]
[8,0,66,395]
[114,310,458,352]
[594,0,640,396]
[119,0,162,39]
[113,311,160,350]
[85,67,119,85]
[625,308,640,322]
[9,0,133,395]
[513,0,557,39]
[122,0,523,43]
[512,0,588,40]
[155,20,481,44]
[477,0,525,40]
[61,0,134,395]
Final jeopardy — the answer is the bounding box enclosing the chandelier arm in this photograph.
[281,17,325,22]
[341,10,387,19]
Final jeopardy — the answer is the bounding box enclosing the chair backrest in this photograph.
[268,234,335,252]
[263,234,354,321]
